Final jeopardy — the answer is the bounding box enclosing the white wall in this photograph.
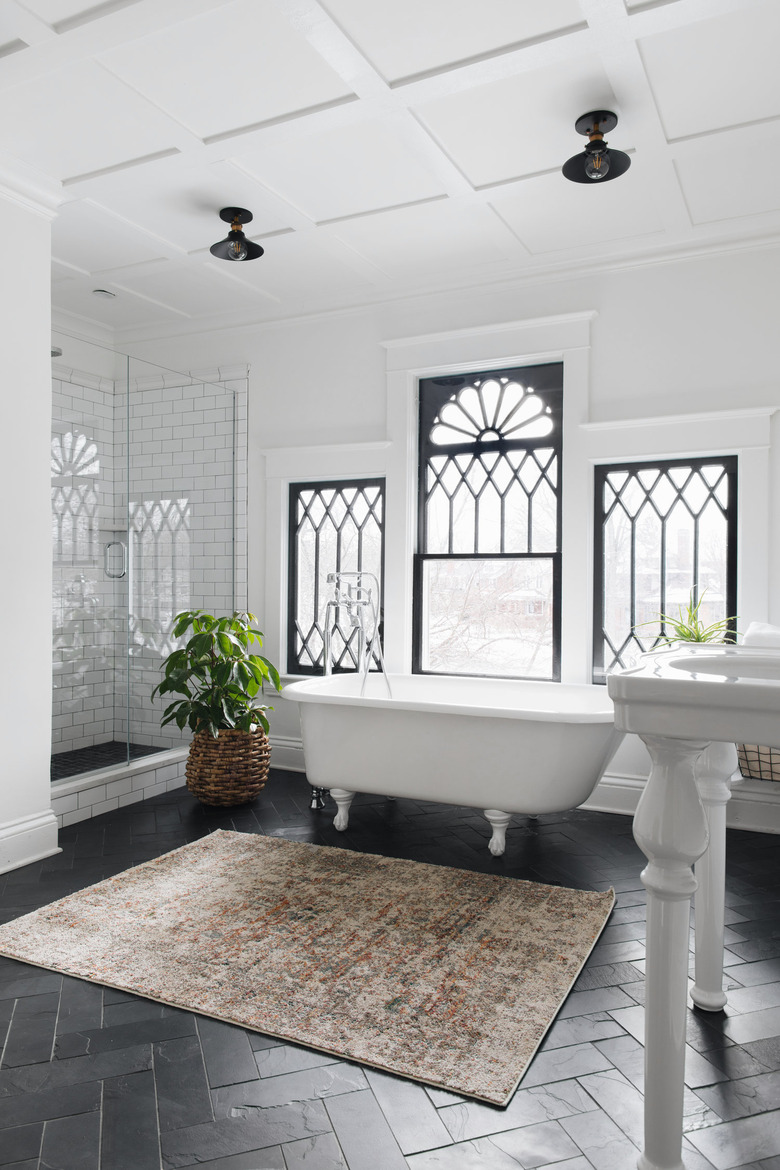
[127,245,780,801]
[131,246,780,593]
[0,188,60,872]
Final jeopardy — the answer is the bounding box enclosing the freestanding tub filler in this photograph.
[282,673,621,854]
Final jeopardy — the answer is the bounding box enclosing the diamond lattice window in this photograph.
[288,479,385,674]
[593,457,737,682]
[415,364,563,680]
[129,498,192,656]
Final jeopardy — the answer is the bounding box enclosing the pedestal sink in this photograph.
[608,645,780,1170]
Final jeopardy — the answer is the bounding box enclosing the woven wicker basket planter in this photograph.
[737,743,780,783]
[185,728,272,806]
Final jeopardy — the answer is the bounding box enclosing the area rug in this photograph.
[0,830,614,1105]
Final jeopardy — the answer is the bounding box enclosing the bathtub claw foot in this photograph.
[330,788,355,832]
[484,809,511,856]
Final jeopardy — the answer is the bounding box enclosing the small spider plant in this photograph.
[636,588,738,646]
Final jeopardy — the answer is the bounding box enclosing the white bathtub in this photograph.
[282,673,621,855]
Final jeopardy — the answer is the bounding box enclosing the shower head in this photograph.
[51,347,63,358]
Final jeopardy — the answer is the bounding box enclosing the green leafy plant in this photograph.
[637,588,738,646]
[152,610,282,738]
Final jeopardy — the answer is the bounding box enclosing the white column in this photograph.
[0,164,62,873]
[634,735,710,1170]
[692,741,737,1010]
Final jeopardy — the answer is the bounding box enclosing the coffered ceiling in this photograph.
[1,0,776,340]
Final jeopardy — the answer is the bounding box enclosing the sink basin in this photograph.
[607,645,780,746]
[668,652,780,681]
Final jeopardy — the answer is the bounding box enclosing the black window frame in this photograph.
[413,362,564,680]
[592,454,738,684]
[287,477,386,676]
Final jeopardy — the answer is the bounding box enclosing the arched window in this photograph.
[414,364,563,679]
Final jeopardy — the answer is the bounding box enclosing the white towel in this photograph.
[742,621,780,648]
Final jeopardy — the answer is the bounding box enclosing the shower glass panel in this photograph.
[52,340,132,781]
[51,341,236,782]
[122,356,236,754]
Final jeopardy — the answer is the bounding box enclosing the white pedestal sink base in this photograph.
[634,735,710,1170]
[609,645,780,1170]
[692,741,737,1011]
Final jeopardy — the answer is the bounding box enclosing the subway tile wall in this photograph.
[52,366,248,770]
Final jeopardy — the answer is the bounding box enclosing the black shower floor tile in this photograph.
[51,740,161,783]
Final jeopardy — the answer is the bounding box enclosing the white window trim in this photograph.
[581,407,774,676]
[262,442,390,677]
[383,312,594,678]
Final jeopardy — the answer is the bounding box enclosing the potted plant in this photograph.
[152,609,282,806]
[644,587,736,646]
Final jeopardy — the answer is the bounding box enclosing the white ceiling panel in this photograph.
[676,127,780,226]
[0,11,27,42]
[329,200,524,278]
[321,0,583,83]
[415,56,620,188]
[53,199,168,272]
[0,60,183,180]
[100,0,355,141]
[52,278,185,328]
[639,2,780,140]
[234,120,447,223]
[76,155,292,252]
[491,166,662,255]
[0,0,770,336]
[112,262,272,317]
[207,231,379,301]
[20,0,105,23]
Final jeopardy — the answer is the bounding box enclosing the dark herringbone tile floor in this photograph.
[2,770,780,1169]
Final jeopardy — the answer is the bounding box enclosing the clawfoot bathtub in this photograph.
[283,673,621,855]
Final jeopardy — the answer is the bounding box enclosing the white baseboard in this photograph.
[269,735,306,773]
[0,809,61,874]
[585,772,780,834]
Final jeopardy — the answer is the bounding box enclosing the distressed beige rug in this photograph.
[0,829,613,1105]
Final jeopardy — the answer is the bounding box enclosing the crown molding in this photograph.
[187,364,250,384]
[109,225,780,349]
[52,363,115,394]
[52,310,115,348]
[0,154,62,220]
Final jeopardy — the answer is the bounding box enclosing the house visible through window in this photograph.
[414,363,563,679]
[593,456,738,683]
[288,479,385,674]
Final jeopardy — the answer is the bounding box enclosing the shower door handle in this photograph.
[104,541,127,579]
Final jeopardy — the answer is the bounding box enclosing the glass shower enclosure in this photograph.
[51,341,238,782]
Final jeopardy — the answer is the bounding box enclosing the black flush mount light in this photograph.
[562,111,631,184]
[209,207,264,262]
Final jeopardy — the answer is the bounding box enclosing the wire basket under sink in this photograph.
[737,743,780,782]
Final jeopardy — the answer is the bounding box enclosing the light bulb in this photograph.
[585,150,610,180]
[227,234,248,261]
